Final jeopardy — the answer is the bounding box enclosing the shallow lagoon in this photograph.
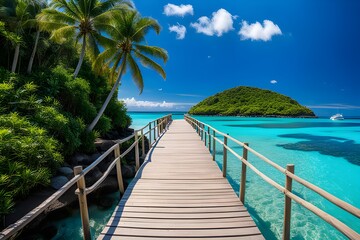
[192,115,360,239]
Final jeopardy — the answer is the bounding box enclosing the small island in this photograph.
[189,86,315,117]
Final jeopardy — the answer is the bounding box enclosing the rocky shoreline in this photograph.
[2,127,149,239]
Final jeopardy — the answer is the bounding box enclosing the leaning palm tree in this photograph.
[87,11,168,132]
[37,0,132,78]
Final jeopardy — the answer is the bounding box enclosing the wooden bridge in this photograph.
[1,114,359,240]
[98,120,263,239]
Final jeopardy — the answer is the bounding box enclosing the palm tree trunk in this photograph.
[87,57,127,132]
[11,44,20,73]
[73,35,86,78]
[27,29,40,74]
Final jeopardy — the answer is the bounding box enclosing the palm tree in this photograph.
[37,0,132,78]
[0,0,31,72]
[26,0,47,74]
[87,11,168,132]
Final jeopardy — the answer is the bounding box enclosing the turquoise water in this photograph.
[131,113,360,239]
[47,112,360,239]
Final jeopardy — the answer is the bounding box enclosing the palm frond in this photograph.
[127,53,143,93]
[91,0,131,17]
[49,25,76,43]
[37,20,69,32]
[131,17,161,42]
[37,9,76,26]
[133,50,166,80]
[91,31,115,48]
[134,44,168,63]
[93,47,117,73]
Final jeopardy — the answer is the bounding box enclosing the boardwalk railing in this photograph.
[184,114,360,240]
[0,114,172,240]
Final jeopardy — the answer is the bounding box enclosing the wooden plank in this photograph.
[111,211,251,219]
[115,206,246,213]
[106,220,257,229]
[106,216,255,224]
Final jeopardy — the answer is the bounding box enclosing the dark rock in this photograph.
[50,176,69,190]
[70,153,89,166]
[95,139,117,151]
[104,130,121,140]
[97,176,119,194]
[98,159,111,173]
[85,167,103,186]
[121,164,136,179]
[57,167,73,179]
[89,153,102,162]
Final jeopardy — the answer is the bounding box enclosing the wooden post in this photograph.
[198,122,201,136]
[135,131,140,171]
[153,121,156,140]
[204,126,207,146]
[141,129,145,157]
[283,164,295,240]
[208,127,211,151]
[201,124,204,140]
[114,145,124,194]
[212,130,216,161]
[74,166,91,240]
[149,123,152,146]
[223,134,228,177]
[240,143,249,203]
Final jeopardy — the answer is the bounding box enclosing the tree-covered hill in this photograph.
[188,86,315,117]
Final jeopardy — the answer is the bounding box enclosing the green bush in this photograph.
[0,113,63,171]
[0,113,61,217]
[32,106,85,155]
[105,99,132,130]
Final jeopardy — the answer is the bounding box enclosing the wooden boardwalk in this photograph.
[98,120,263,240]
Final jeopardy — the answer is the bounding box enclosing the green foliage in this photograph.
[0,113,63,170]
[79,130,100,154]
[189,86,315,117]
[105,99,132,130]
[0,113,60,215]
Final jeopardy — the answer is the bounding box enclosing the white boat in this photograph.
[330,113,344,120]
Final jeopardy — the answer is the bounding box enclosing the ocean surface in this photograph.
[48,112,360,239]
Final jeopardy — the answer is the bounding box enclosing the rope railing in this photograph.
[184,114,360,240]
[0,114,172,240]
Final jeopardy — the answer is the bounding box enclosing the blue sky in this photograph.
[118,0,360,117]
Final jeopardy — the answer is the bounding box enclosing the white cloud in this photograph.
[120,98,195,110]
[239,20,282,41]
[207,55,211,59]
[163,4,193,17]
[158,88,163,91]
[121,97,174,108]
[190,8,234,37]
[306,104,360,109]
[169,24,186,39]
[270,80,278,84]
